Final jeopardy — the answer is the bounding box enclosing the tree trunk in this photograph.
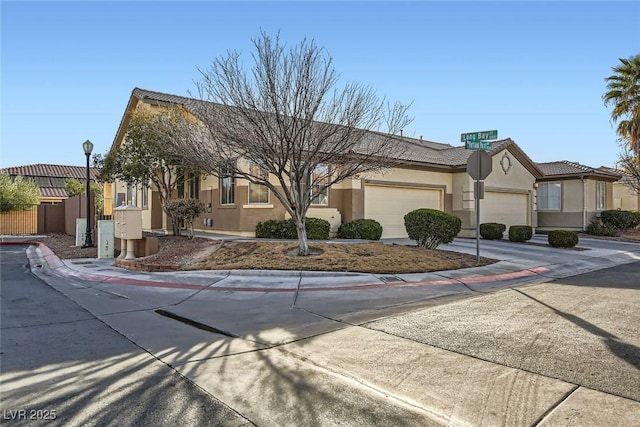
[294,215,309,256]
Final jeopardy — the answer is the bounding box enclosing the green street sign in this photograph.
[465,140,492,150]
[461,130,498,143]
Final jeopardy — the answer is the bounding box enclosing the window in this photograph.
[220,167,235,205]
[537,182,561,211]
[126,184,136,206]
[187,171,200,200]
[248,162,269,204]
[596,181,606,210]
[176,171,185,199]
[310,164,329,206]
[141,185,149,208]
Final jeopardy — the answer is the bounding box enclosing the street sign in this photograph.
[465,140,492,150]
[467,150,493,180]
[461,130,498,143]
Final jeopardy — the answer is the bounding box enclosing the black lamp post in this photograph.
[81,139,94,248]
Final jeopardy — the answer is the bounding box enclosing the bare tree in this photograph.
[617,147,640,194]
[179,32,412,255]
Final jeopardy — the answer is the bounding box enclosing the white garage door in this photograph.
[365,185,442,239]
[480,192,529,230]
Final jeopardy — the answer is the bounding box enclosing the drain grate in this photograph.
[378,275,404,283]
[155,309,238,338]
[71,261,93,265]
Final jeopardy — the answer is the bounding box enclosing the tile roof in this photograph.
[128,88,548,178]
[0,164,101,200]
[40,187,69,198]
[536,161,621,179]
[0,164,100,181]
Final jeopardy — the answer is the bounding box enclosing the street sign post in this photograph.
[461,129,498,262]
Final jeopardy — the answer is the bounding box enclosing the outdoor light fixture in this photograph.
[81,139,94,248]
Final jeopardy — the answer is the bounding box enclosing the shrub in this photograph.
[164,198,205,238]
[404,208,462,249]
[630,211,640,228]
[480,222,506,240]
[548,230,579,248]
[255,217,330,240]
[600,210,637,230]
[337,219,383,240]
[508,225,533,242]
[255,219,296,239]
[305,217,331,240]
[585,220,618,237]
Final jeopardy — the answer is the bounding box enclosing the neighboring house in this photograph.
[0,164,100,204]
[107,88,544,239]
[535,161,622,231]
[598,166,640,211]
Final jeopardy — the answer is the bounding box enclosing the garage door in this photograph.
[480,192,529,230]
[365,185,442,239]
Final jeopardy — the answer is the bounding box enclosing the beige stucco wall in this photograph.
[537,178,618,231]
[613,182,639,211]
[454,148,537,238]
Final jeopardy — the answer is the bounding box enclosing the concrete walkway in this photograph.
[6,235,640,426]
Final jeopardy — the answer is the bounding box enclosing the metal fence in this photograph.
[0,204,38,235]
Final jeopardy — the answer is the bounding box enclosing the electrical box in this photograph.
[97,220,114,259]
[114,205,143,240]
[75,218,87,246]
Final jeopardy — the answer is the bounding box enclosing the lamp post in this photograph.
[81,139,94,248]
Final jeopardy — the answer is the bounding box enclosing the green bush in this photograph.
[585,220,618,237]
[255,219,296,239]
[164,198,205,238]
[337,219,383,240]
[255,217,330,240]
[508,225,533,242]
[305,217,331,240]
[0,173,40,212]
[600,210,638,230]
[404,208,462,249]
[630,211,640,228]
[548,230,579,248]
[480,222,506,240]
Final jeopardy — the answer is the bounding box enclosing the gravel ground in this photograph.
[41,233,215,267]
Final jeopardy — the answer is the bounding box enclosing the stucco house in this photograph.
[534,161,622,231]
[106,88,547,239]
[107,88,622,239]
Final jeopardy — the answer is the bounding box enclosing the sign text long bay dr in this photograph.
[461,130,498,150]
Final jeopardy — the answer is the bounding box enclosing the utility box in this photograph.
[97,220,115,259]
[114,205,142,240]
[75,218,87,246]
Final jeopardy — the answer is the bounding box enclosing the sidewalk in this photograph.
[10,236,640,426]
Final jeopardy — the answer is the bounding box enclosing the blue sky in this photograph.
[2,1,639,169]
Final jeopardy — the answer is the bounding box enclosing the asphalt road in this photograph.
[0,245,251,427]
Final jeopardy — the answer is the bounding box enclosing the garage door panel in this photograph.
[365,185,442,239]
[480,192,528,228]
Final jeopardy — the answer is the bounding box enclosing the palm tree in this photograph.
[604,54,640,154]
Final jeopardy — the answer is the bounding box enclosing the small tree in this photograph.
[164,199,205,238]
[96,108,196,235]
[65,178,104,215]
[0,174,40,212]
[178,32,412,255]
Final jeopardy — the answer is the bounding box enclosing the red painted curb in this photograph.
[5,241,553,293]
